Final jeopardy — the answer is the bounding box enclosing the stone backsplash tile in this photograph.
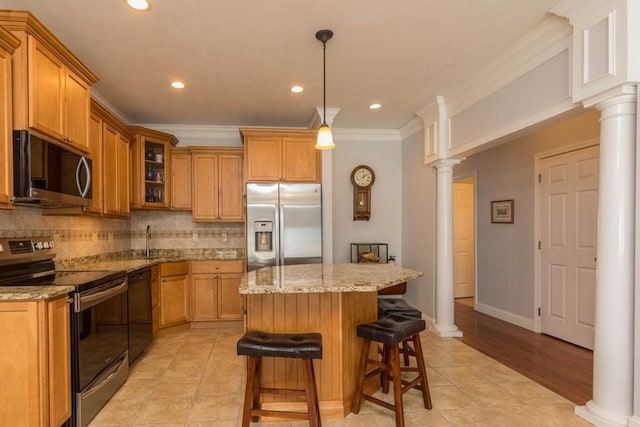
[1,207,247,261]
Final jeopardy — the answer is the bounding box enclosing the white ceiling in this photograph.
[0,0,560,130]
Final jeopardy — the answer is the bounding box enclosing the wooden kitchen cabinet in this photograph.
[190,260,244,322]
[170,148,192,210]
[191,148,243,222]
[159,261,190,328]
[0,11,98,152]
[0,296,71,427]
[150,265,160,333]
[130,126,178,210]
[0,26,20,209]
[93,100,131,217]
[240,128,321,183]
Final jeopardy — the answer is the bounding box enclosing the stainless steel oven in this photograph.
[57,271,130,427]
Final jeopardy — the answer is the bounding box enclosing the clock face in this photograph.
[352,166,375,188]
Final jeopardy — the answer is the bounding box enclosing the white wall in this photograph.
[331,137,402,263]
[453,109,600,321]
[401,129,437,319]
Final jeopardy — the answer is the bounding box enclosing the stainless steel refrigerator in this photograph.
[246,183,322,272]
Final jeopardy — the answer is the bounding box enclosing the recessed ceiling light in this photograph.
[171,81,185,89]
[290,86,304,93]
[369,103,382,110]
[126,0,150,11]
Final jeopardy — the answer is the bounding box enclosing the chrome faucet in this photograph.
[145,225,151,257]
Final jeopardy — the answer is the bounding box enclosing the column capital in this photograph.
[432,158,462,171]
[582,84,637,109]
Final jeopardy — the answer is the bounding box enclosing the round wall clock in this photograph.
[351,165,375,188]
[351,165,375,221]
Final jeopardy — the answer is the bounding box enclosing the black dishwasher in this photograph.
[127,267,153,364]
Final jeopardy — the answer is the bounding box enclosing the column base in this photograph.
[575,401,630,427]
[428,323,462,337]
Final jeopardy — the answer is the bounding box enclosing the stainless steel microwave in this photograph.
[13,130,92,207]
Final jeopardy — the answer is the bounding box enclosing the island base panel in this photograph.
[245,291,378,418]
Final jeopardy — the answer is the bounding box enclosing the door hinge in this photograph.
[538,307,541,316]
[538,241,541,250]
[538,173,542,183]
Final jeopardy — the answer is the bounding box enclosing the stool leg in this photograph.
[381,344,390,393]
[402,340,411,366]
[241,356,259,427]
[352,338,371,414]
[389,345,405,427]
[302,359,322,427]
[412,334,432,409]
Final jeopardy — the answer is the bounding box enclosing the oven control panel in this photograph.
[0,237,56,264]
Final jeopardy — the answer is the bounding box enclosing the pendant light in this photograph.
[315,29,335,150]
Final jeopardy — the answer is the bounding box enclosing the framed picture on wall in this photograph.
[491,199,514,223]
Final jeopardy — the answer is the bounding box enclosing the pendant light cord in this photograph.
[322,40,327,126]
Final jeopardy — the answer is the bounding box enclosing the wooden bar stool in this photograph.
[352,314,432,427]
[377,298,422,367]
[236,330,323,427]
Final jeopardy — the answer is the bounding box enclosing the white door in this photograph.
[453,178,475,299]
[539,145,599,350]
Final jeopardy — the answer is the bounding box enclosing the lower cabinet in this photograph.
[190,260,243,322]
[159,262,190,328]
[0,296,71,427]
[150,265,160,333]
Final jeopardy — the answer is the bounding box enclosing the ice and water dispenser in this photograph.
[254,221,273,251]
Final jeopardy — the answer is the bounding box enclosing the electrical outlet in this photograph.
[192,232,198,241]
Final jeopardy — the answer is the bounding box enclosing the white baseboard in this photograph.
[474,302,536,331]
[628,415,640,427]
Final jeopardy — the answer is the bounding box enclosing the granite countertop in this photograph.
[240,263,422,294]
[56,249,245,273]
[0,286,75,301]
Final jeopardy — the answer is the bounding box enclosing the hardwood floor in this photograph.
[454,300,593,405]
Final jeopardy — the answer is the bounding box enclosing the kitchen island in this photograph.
[240,263,422,418]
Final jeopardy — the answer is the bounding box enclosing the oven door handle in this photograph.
[75,279,128,312]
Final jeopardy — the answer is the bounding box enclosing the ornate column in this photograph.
[575,91,637,427]
[430,159,463,337]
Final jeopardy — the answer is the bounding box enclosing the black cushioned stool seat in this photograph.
[377,298,422,319]
[377,298,422,366]
[352,314,431,427]
[237,331,322,427]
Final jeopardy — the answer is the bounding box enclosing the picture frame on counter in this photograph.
[491,199,514,224]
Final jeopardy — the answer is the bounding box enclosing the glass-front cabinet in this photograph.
[130,126,178,209]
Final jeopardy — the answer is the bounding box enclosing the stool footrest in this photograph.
[259,387,306,396]
[250,409,310,421]
[361,394,396,412]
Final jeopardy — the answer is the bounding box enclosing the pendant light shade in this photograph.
[316,123,335,150]
[315,29,335,150]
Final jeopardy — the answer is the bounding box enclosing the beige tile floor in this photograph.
[88,327,593,427]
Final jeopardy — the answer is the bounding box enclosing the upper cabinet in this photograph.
[0,11,98,153]
[191,148,244,222]
[170,148,192,210]
[130,126,178,210]
[90,100,132,218]
[240,128,321,183]
[0,25,20,210]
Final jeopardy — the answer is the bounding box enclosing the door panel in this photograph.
[453,180,475,298]
[539,145,598,349]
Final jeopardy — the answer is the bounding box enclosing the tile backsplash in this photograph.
[0,207,244,261]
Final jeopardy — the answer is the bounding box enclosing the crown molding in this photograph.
[550,0,611,22]
[91,91,132,125]
[399,117,424,139]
